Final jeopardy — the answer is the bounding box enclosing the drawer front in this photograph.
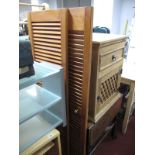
[99,49,123,70]
[99,41,125,55]
[88,96,122,147]
[95,67,122,115]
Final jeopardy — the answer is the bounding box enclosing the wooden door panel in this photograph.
[68,7,93,155]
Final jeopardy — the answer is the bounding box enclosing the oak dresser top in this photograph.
[92,33,127,45]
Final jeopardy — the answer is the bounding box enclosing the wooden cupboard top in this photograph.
[92,33,127,45]
[29,9,67,22]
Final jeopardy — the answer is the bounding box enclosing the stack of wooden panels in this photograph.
[28,7,93,155]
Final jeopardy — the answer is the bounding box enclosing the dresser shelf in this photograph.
[19,62,66,153]
[19,110,62,153]
[19,84,61,124]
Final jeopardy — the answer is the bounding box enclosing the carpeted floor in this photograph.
[93,116,135,155]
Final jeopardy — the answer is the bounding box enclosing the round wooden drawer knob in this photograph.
[112,55,116,61]
[97,96,102,102]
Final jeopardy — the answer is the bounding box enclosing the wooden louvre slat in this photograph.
[33,34,61,39]
[69,71,83,78]
[32,26,61,30]
[68,38,84,45]
[69,68,83,75]
[69,60,83,66]
[69,82,82,90]
[70,87,82,94]
[69,77,83,86]
[68,46,83,52]
[68,34,84,39]
[33,37,61,44]
[32,22,61,26]
[69,64,83,70]
[69,78,82,86]
[33,30,61,35]
[69,42,84,48]
[34,44,61,52]
[69,52,84,58]
[34,49,61,56]
[34,52,61,60]
[69,55,83,61]
[70,96,82,104]
[70,120,81,130]
[34,41,61,48]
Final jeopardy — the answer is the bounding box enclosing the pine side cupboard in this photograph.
[89,33,127,122]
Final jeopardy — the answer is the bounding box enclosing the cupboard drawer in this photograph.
[99,41,125,55]
[99,49,123,70]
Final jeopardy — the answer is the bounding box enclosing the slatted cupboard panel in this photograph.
[32,21,62,65]
[68,7,93,155]
[100,73,118,103]
[28,9,68,79]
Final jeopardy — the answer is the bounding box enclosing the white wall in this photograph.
[19,0,58,21]
[19,0,32,20]
[63,0,79,7]
[119,0,135,34]
[47,0,57,8]
[93,0,113,29]
[63,0,91,7]
[111,0,122,34]
[31,0,57,9]
[57,0,63,8]
[80,0,91,6]
[20,0,92,16]
[20,0,135,34]
[92,0,135,34]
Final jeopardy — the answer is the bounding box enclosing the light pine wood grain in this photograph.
[89,33,127,122]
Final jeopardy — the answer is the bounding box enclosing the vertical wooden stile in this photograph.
[68,7,93,155]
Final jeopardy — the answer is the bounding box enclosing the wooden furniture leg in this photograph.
[122,79,135,134]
